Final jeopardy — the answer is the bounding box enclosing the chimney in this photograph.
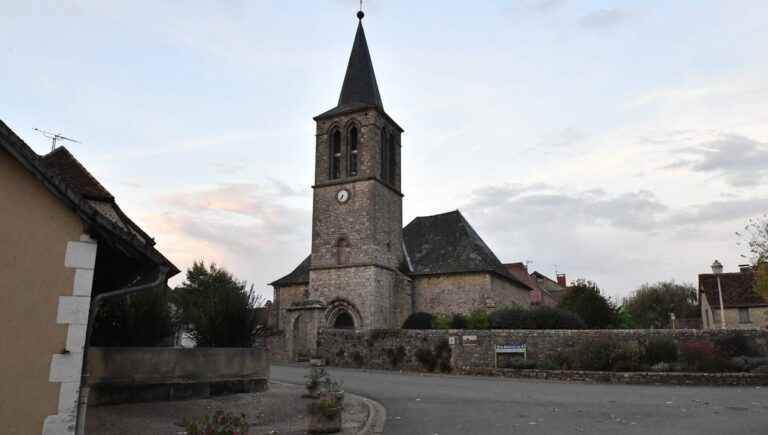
[556,273,567,287]
[739,264,753,273]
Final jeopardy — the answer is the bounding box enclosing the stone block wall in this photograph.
[317,329,768,373]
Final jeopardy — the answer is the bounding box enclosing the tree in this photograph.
[558,280,617,329]
[91,285,177,347]
[175,261,261,347]
[623,281,699,329]
[738,216,768,299]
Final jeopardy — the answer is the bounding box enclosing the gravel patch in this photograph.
[86,382,369,435]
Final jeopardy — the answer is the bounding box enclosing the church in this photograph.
[270,11,532,357]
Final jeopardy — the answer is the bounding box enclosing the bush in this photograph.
[431,314,451,330]
[179,411,249,435]
[175,261,261,347]
[715,333,761,357]
[680,341,733,372]
[402,312,433,329]
[488,306,586,330]
[414,339,452,372]
[91,285,177,347]
[507,359,537,370]
[558,280,618,328]
[465,310,490,329]
[450,313,467,329]
[570,338,642,371]
[642,337,679,365]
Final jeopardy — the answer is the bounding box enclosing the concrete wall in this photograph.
[0,148,95,434]
[86,348,270,405]
[317,329,768,372]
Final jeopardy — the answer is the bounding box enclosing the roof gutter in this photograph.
[75,266,169,435]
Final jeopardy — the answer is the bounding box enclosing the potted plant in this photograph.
[307,370,344,433]
[304,366,329,398]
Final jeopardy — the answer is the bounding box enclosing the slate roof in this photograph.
[316,21,382,121]
[0,120,179,277]
[272,211,533,290]
[403,211,532,289]
[270,255,311,286]
[699,271,768,308]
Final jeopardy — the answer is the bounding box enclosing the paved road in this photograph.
[272,365,768,435]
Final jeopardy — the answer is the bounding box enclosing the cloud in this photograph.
[666,134,768,187]
[145,181,311,296]
[580,8,636,29]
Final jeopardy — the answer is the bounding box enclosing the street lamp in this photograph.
[711,260,726,329]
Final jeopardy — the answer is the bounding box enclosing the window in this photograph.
[335,237,350,265]
[739,308,751,324]
[348,126,359,176]
[380,128,389,182]
[388,133,397,185]
[330,129,342,180]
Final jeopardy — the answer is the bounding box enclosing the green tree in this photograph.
[175,261,261,347]
[91,285,177,347]
[738,216,768,299]
[623,281,699,329]
[558,280,617,329]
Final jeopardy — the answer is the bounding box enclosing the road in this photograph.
[272,365,768,435]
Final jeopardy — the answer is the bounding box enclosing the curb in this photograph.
[355,394,386,435]
[269,381,386,435]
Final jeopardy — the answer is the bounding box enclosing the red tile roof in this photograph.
[699,271,768,308]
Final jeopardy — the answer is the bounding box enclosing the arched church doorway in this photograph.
[333,311,355,329]
[326,300,361,330]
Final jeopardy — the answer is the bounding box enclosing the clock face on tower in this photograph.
[336,189,350,203]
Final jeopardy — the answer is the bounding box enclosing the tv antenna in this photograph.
[34,128,81,152]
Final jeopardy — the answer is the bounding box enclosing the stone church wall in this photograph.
[489,275,532,309]
[309,266,400,329]
[274,284,308,331]
[412,272,493,315]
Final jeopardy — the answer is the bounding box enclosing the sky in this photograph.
[3,1,768,302]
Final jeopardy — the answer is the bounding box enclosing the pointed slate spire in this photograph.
[337,13,383,109]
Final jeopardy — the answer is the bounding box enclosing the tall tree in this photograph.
[738,216,768,299]
[623,281,699,329]
[175,261,261,347]
[558,280,617,329]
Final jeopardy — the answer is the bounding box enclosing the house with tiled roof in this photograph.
[0,120,178,434]
[699,264,768,329]
[504,263,558,307]
[269,12,532,360]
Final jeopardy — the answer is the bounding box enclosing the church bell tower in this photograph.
[308,10,407,330]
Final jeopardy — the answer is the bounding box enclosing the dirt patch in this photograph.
[86,382,369,435]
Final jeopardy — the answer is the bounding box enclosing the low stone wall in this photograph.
[87,347,270,406]
[470,368,768,386]
[317,329,768,374]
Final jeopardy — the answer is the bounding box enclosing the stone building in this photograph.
[0,120,178,434]
[700,264,768,329]
[270,12,531,359]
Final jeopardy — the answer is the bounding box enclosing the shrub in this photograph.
[573,338,616,371]
[715,333,760,357]
[179,410,249,435]
[305,367,329,396]
[507,359,537,370]
[465,310,490,330]
[91,285,177,347]
[680,341,733,372]
[558,280,618,328]
[537,359,560,371]
[403,312,433,329]
[642,337,679,365]
[569,338,642,371]
[386,346,406,368]
[431,314,451,330]
[450,313,467,329]
[488,306,586,330]
[415,347,437,372]
[175,261,261,347]
[415,339,452,372]
[548,351,574,370]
